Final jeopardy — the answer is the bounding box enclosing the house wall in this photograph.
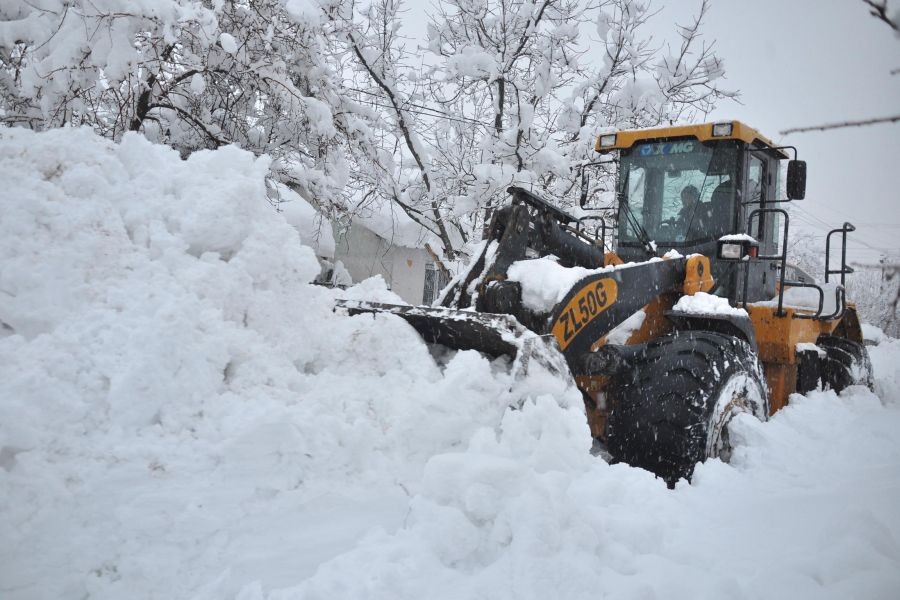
[333,223,429,305]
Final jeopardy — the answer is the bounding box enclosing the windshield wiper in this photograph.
[683,144,720,238]
[618,192,657,258]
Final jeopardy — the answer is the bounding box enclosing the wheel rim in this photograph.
[706,373,766,461]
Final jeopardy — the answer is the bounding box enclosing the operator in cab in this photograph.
[677,184,710,240]
[678,185,701,227]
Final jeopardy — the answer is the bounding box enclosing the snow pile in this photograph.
[718,233,758,243]
[259,342,900,600]
[507,254,695,314]
[867,330,900,407]
[605,309,646,345]
[248,361,900,600]
[3,129,900,600]
[0,128,580,599]
[796,342,826,357]
[756,282,842,316]
[507,256,599,312]
[782,283,841,313]
[863,323,889,346]
[673,291,749,317]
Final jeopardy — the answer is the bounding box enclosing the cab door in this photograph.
[737,151,779,303]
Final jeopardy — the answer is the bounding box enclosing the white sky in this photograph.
[667,0,900,265]
[403,0,900,264]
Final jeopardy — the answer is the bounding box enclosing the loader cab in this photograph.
[597,121,791,303]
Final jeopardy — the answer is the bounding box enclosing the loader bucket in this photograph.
[335,300,571,385]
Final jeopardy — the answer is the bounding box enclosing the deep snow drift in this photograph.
[2,129,899,600]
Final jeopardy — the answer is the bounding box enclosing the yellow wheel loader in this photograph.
[339,121,871,486]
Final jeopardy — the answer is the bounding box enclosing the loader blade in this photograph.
[335,300,570,383]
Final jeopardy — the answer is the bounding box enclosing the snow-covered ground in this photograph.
[2,129,899,600]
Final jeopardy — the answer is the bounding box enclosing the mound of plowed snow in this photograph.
[2,129,899,600]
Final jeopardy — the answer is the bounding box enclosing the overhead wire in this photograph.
[792,204,899,246]
[789,207,899,254]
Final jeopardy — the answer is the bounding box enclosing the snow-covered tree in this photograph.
[0,1,357,215]
[848,262,900,337]
[319,0,737,258]
[420,0,735,230]
[322,0,465,258]
[2,0,736,263]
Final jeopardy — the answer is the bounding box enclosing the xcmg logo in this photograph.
[638,141,695,156]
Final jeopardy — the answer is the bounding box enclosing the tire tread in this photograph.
[607,331,768,486]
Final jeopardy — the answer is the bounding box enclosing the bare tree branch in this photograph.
[780,114,900,135]
[862,0,899,31]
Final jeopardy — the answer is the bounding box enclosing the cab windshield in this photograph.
[617,140,739,245]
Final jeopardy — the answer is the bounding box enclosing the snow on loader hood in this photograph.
[2,128,899,600]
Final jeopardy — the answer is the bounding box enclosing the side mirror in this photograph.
[579,172,590,208]
[787,160,806,200]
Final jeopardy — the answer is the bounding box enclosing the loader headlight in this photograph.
[598,134,617,148]
[719,242,744,260]
[716,235,759,261]
[712,122,733,137]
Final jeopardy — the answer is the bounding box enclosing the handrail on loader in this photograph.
[742,208,850,320]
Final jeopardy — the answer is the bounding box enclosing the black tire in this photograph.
[817,336,874,392]
[606,331,769,487]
